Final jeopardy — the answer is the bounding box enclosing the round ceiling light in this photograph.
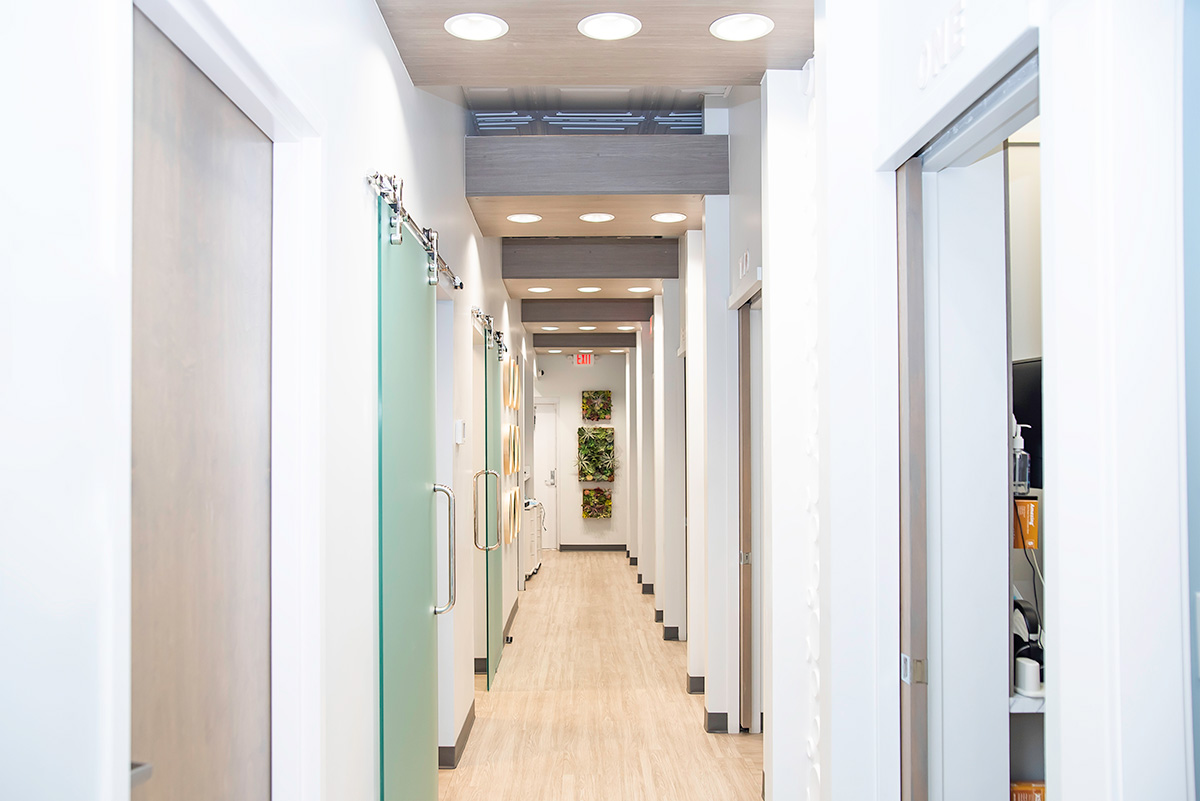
[444,13,510,41]
[617,325,636,331]
[577,12,642,41]
[528,286,553,293]
[541,326,560,331]
[548,349,563,354]
[507,213,542,224]
[709,13,775,41]
[628,286,652,293]
[579,212,615,223]
[651,212,688,224]
[577,286,602,293]
[579,325,598,331]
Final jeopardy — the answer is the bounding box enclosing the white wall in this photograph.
[626,350,639,563]
[656,282,688,637]
[1008,144,1042,362]
[683,230,708,681]
[637,324,656,590]
[1,1,512,798]
[534,353,630,548]
[728,85,764,305]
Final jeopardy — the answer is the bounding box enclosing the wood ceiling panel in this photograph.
[527,321,642,334]
[376,1,813,86]
[521,299,655,322]
[466,135,728,196]
[504,278,663,300]
[504,238,679,280]
[468,194,702,237]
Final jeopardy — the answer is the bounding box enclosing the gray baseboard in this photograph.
[663,626,679,641]
[474,657,487,675]
[655,609,663,622]
[504,597,519,639]
[438,701,476,769]
[641,583,654,595]
[687,675,705,694]
[705,710,728,733]
[630,556,638,566]
[560,543,626,551]
[637,572,642,583]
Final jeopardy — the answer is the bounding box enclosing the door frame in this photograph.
[131,1,325,797]
[534,398,561,550]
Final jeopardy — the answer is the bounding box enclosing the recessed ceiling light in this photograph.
[709,13,775,41]
[548,349,563,354]
[577,12,642,40]
[628,286,652,293]
[528,286,552,293]
[579,212,615,223]
[444,13,510,41]
[617,325,636,331]
[651,212,688,224]
[579,349,594,354]
[507,213,542,224]
[610,349,626,354]
[579,325,598,331]
[541,326,560,331]
[577,286,602,293]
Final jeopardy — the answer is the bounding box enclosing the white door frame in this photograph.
[131,1,325,797]
[534,399,561,550]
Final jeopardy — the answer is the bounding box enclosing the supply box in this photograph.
[1011,781,1046,801]
[1013,497,1039,549]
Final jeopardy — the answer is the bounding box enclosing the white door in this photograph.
[534,401,559,550]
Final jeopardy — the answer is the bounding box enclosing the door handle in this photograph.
[433,483,455,615]
[472,469,501,551]
[546,468,556,487]
[131,762,153,789]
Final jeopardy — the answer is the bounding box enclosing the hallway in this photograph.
[439,550,763,801]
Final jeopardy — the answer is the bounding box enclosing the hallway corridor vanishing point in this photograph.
[438,550,763,801]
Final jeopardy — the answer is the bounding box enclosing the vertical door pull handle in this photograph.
[472,469,501,552]
[433,483,456,615]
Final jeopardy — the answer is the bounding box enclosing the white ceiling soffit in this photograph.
[376,2,814,87]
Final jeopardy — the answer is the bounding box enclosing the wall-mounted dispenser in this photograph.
[1011,414,1032,495]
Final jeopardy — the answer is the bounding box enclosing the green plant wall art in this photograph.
[577,426,616,482]
[581,390,612,421]
[582,488,613,519]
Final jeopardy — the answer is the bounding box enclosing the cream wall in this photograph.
[534,353,630,548]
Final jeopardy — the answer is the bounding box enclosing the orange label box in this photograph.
[1014,497,1039,549]
[1011,781,1045,801]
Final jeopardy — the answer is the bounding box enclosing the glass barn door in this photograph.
[377,197,438,800]
[484,328,505,688]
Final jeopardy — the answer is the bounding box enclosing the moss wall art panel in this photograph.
[577,426,616,482]
[582,487,613,519]
[581,390,612,421]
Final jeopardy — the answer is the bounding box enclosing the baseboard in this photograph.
[637,572,642,583]
[655,609,663,622]
[705,710,728,733]
[438,700,477,769]
[687,675,705,695]
[474,657,487,675]
[504,597,519,639]
[630,556,638,566]
[641,583,654,595]
[559,543,626,552]
[663,626,679,641]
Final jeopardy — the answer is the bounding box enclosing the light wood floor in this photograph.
[438,550,763,801]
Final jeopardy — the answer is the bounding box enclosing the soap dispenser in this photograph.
[1012,414,1031,495]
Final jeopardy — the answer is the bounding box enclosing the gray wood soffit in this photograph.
[533,333,637,348]
[374,1,814,87]
[521,299,654,322]
[503,238,679,279]
[466,135,729,197]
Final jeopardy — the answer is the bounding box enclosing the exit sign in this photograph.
[576,353,593,366]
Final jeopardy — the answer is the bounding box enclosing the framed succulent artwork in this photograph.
[581,390,612,421]
[582,487,612,519]
[577,426,616,482]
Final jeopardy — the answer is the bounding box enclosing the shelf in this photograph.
[1010,694,1045,714]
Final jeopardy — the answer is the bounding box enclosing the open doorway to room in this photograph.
[897,54,1045,800]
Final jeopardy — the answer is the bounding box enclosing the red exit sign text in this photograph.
[576,353,593,366]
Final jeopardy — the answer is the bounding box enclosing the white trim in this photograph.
[132,1,326,798]
[534,398,562,550]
